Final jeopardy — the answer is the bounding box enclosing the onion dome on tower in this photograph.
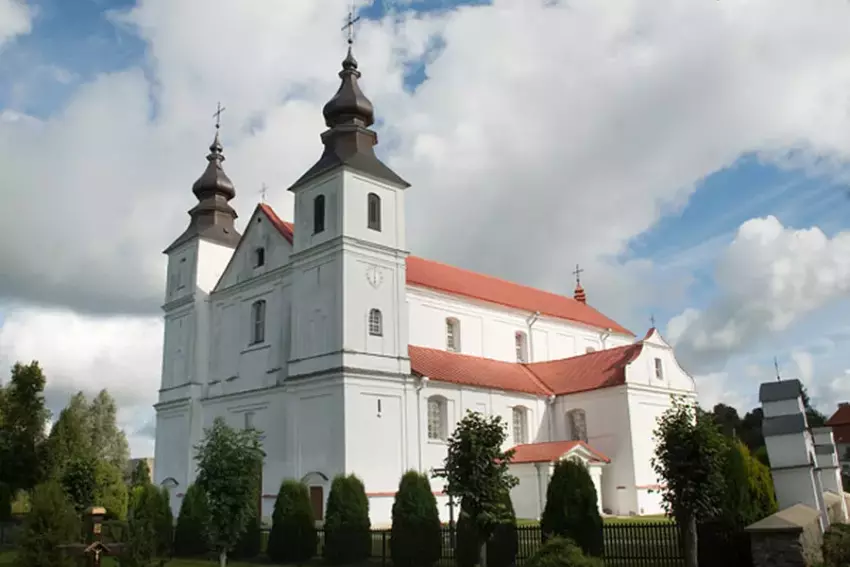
[164,128,242,253]
[288,44,409,190]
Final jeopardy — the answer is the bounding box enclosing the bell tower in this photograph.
[286,41,411,380]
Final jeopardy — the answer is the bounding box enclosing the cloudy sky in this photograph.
[1,0,850,457]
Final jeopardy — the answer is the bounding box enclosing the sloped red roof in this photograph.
[259,203,294,244]
[831,425,850,445]
[406,256,633,336]
[260,205,631,335]
[408,342,643,396]
[509,440,610,464]
[827,404,850,426]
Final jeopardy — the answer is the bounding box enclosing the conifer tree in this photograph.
[174,483,210,557]
[390,470,442,567]
[540,459,603,557]
[130,460,151,487]
[15,481,80,567]
[323,474,371,565]
[486,490,518,567]
[267,479,317,564]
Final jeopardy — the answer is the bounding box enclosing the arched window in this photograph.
[313,195,326,234]
[368,309,383,336]
[427,396,448,441]
[512,406,528,444]
[250,300,266,345]
[566,408,588,443]
[446,317,461,352]
[367,193,381,231]
[515,331,529,363]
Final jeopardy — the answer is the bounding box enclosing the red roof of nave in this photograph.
[509,440,611,464]
[257,204,632,336]
[408,342,644,397]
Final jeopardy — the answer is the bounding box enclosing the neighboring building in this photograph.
[152,43,697,525]
[826,403,850,473]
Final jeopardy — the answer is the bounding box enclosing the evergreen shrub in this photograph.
[323,474,371,565]
[525,537,603,567]
[16,481,80,567]
[390,471,442,567]
[267,479,317,564]
[715,439,777,529]
[540,459,604,557]
[174,483,210,557]
[486,490,518,567]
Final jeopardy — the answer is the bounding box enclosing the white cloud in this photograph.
[0,0,32,50]
[0,306,162,456]
[669,216,850,373]
[4,0,850,450]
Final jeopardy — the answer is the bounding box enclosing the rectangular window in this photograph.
[254,247,265,268]
[313,195,326,234]
[512,408,527,444]
[427,399,443,440]
[244,411,255,430]
[251,300,266,344]
[515,332,528,363]
[655,357,664,380]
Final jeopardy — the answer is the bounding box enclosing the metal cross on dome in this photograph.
[213,102,226,129]
[342,1,361,45]
[572,264,584,285]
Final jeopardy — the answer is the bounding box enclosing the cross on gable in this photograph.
[259,183,268,203]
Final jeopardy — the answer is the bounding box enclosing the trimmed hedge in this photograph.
[390,471,441,567]
[526,536,603,567]
[540,459,604,557]
[267,479,317,564]
[174,483,209,557]
[323,474,371,565]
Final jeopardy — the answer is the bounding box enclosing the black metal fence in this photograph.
[311,523,689,567]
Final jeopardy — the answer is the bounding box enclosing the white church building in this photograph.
[153,43,697,525]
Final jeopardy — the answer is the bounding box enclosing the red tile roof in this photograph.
[406,256,633,336]
[408,342,643,397]
[827,404,850,426]
[509,440,610,464]
[259,203,294,244]
[260,205,631,336]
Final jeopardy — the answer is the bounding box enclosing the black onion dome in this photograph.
[191,130,236,200]
[322,47,375,128]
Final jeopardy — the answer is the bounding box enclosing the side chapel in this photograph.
[153,38,697,525]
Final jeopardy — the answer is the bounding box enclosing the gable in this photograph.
[214,204,294,291]
[626,330,696,392]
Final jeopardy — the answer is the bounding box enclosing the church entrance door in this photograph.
[310,486,324,521]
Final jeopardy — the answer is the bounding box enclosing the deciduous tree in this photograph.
[0,362,51,493]
[89,389,130,470]
[652,397,727,567]
[194,417,265,567]
[434,410,518,567]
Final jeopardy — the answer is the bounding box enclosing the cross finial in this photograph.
[650,314,656,328]
[342,1,361,45]
[259,183,268,203]
[572,264,584,286]
[213,102,226,130]
[774,356,781,382]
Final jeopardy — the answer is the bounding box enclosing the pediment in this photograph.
[214,205,294,292]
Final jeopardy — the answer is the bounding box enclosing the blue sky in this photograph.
[2,0,850,455]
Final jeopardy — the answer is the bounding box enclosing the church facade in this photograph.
[152,44,697,525]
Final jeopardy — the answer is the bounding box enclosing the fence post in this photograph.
[382,530,387,567]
